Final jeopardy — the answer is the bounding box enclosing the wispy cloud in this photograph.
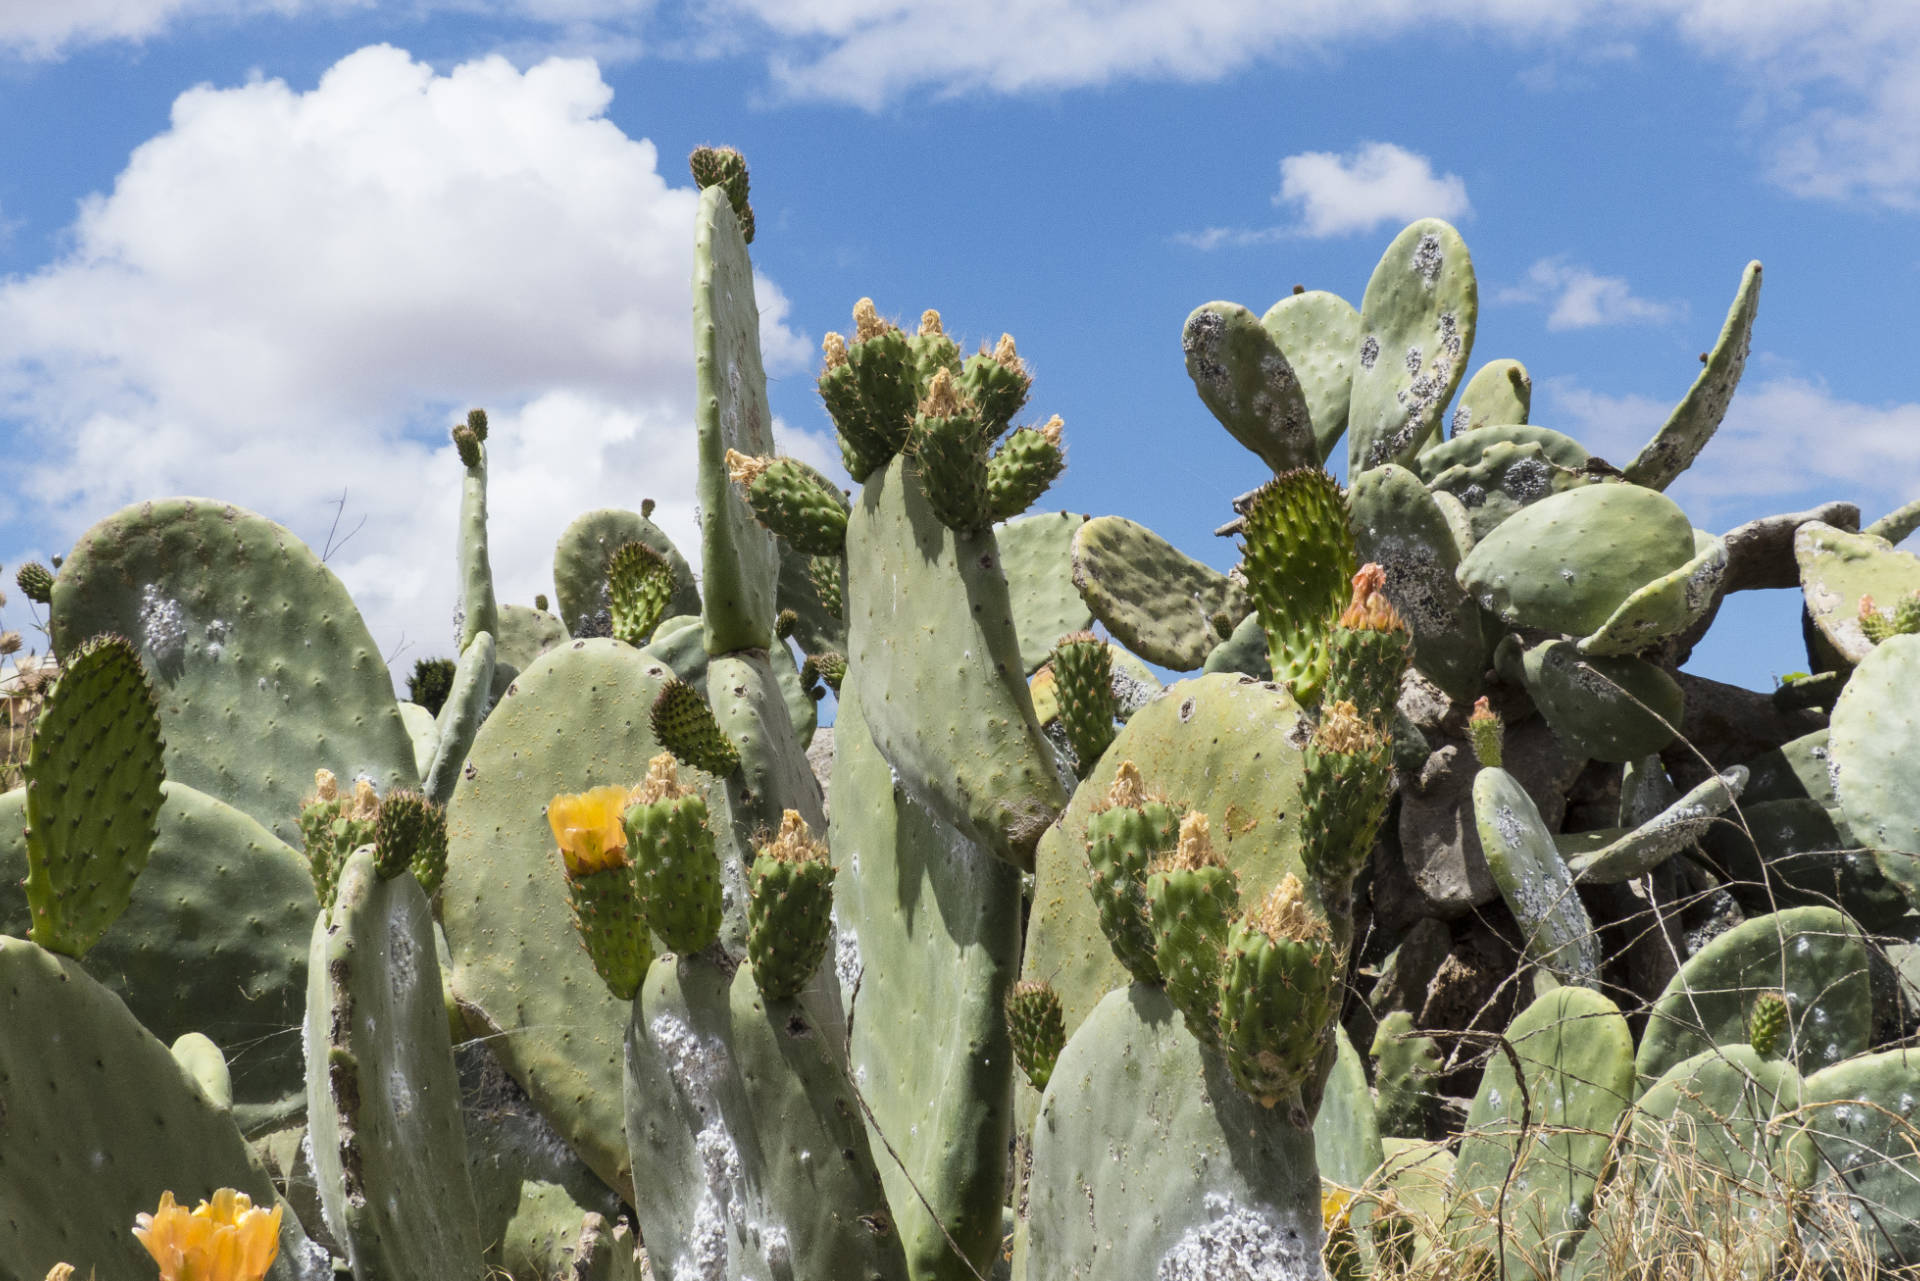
[1500,257,1681,331]
[1176,141,1467,248]
[0,44,825,667]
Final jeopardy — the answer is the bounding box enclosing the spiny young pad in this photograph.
[1006,979,1067,1094]
[957,335,1031,433]
[804,650,846,694]
[725,449,850,556]
[1238,467,1357,706]
[808,554,844,619]
[625,754,724,955]
[465,406,489,442]
[22,633,165,957]
[1145,812,1240,1047]
[1749,990,1790,1060]
[372,789,447,893]
[649,679,740,777]
[1218,873,1341,1108]
[1049,630,1116,778]
[608,539,676,647]
[1085,761,1179,984]
[986,416,1066,521]
[746,810,837,1002]
[1468,696,1503,769]
[452,422,481,469]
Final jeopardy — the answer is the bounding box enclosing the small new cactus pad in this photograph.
[746,810,836,1001]
[408,656,457,716]
[1370,1010,1441,1139]
[958,335,1032,432]
[907,368,995,532]
[1144,812,1239,1046]
[15,559,53,603]
[624,755,724,955]
[22,633,166,958]
[1467,696,1503,768]
[725,450,850,556]
[299,771,380,910]
[1452,357,1532,435]
[1006,979,1067,1093]
[1322,564,1413,719]
[1299,700,1395,888]
[1050,630,1117,777]
[648,679,740,777]
[452,422,481,468]
[688,144,752,242]
[1219,873,1341,1107]
[607,539,675,646]
[551,786,651,1001]
[986,416,1065,521]
[828,301,919,479]
[372,788,447,891]
[1238,467,1358,704]
[1085,761,1179,984]
[1748,989,1790,1058]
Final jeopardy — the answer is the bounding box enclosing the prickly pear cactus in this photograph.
[1347,219,1476,472]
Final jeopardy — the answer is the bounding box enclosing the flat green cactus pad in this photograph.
[1072,515,1249,671]
[0,780,317,1135]
[1182,301,1319,473]
[1450,357,1532,436]
[1797,520,1920,668]
[1348,219,1477,473]
[1557,766,1745,884]
[1261,287,1360,463]
[1514,638,1684,763]
[50,496,418,846]
[997,509,1094,675]
[1624,260,1762,491]
[552,508,700,640]
[1830,632,1920,906]
[1577,528,1727,657]
[1475,764,1601,986]
[495,601,569,671]
[1349,461,1489,701]
[1797,1047,1920,1270]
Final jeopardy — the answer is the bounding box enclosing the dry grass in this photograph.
[1,650,56,791]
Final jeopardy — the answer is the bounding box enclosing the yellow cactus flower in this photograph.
[133,1188,282,1281]
[548,786,633,877]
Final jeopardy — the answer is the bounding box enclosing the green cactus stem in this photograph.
[1218,872,1342,1108]
[1006,979,1067,1093]
[1144,811,1239,1047]
[623,754,724,955]
[1085,760,1179,984]
[648,679,740,777]
[745,809,836,1001]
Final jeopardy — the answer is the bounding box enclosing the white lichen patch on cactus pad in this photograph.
[653,1012,749,1281]
[139,583,189,661]
[835,927,864,993]
[1156,1194,1320,1281]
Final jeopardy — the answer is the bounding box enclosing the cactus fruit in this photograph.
[1238,466,1358,704]
[372,788,447,891]
[805,649,846,694]
[299,771,380,909]
[687,143,753,242]
[551,785,652,1001]
[907,368,995,533]
[725,450,851,556]
[1085,761,1179,984]
[15,559,53,603]
[624,754,724,955]
[607,539,676,647]
[21,633,165,958]
[1299,699,1395,889]
[648,679,740,777]
[1468,696,1503,768]
[1006,978,1067,1093]
[1144,811,1239,1046]
[745,809,835,1001]
[1322,563,1413,719]
[408,656,457,716]
[986,416,1066,521]
[824,300,919,482]
[1218,874,1341,1108]
[1050,630,1117,777]
[1748,989,1790,1059]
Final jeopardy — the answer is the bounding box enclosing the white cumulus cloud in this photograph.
[1500,257,1681,331]
[1275,142,1471,239]
[0,44,821,673]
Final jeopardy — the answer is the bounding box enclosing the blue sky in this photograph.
[1,2,1917,693]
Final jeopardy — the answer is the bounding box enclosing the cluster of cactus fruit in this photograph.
[14,143,1920,1281]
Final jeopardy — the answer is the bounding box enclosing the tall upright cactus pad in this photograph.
[423,629,494,807]
[1020,673,1314,1075]
[1451,358,1532,436]
[1636,906,1871,1085]
[694,186,780,655]
[1019,985,1325,1281]
[1070,516,1248,670]
[843,454,1066,870]
[1347,219,1477,473]
[1239,468,1357,704]
[1444,985,1635,1276]
[1348,462,1489,702]
[0,936,325,1281]
[1261,288,1360,463]
[442,639,678,1203]
[623,954,908,1281]
[21,634,164,957]
[997,511,1093,675]
[49,498,418,846]
[1829,632,1920,905]
[706,650,827,844]
[305,848,485,1279]
[455,409,499,653]
[1797,1047,1920,1270]
[1181,301,1319,473]
[0,780,318,1136]
[832,688,1021,1278]
[1624,261,1762,491]
[553,509,700,640]
[1475,764,1600,987]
